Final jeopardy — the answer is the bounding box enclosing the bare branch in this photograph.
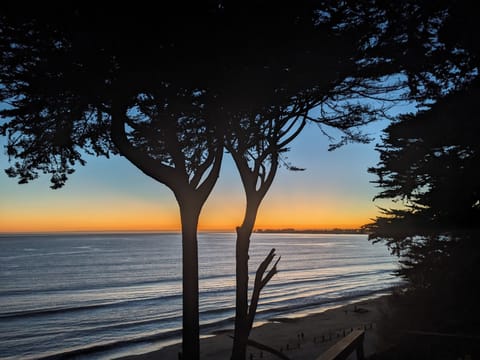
[247,248,280,331]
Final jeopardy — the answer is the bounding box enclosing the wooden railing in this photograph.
[315,329,365,360]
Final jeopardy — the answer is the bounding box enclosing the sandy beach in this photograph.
[118,295,391,360]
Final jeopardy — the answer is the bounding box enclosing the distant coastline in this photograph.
[0,229,368,236]
[254,228,366,234]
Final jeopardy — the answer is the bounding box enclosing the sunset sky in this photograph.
[0,116,401,233]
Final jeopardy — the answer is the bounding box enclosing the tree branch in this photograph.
[247,248,280,332]
[164,122,187,175]
[110,98,182,189]
[195,138,224,202]
[277,117,307,149]
[189,147,215,190]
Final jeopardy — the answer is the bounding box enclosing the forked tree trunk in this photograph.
[111,99,224,360]
[232,236,279,360]
[179,200,201,360]
[231,199,260,360]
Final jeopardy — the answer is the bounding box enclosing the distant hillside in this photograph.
[254,228,366,234]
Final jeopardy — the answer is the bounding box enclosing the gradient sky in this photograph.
[0,116,402,233]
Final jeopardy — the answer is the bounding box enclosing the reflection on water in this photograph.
[0,232,400,359]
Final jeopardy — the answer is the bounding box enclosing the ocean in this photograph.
[0,232,400,359]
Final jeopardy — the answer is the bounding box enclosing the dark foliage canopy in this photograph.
[0,4,431,358]
[366,82,480,335]
[2,0,478,297]
[1,1,431,189]
[367,80,480,255]
[3,0,480,355]
[365,0,480,335]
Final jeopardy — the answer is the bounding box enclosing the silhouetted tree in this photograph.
[0,7,371,360]
[222,3,425,356]
[351,0,478,104]
[364,0,480,335]
[226,107,306,359]
[4,2,473,359]
[366,81,480,331]
[1,5,410,359]
[0,7,226,359]
[111,89,224,359]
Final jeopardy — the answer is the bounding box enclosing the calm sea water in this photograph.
[0,232,400,359]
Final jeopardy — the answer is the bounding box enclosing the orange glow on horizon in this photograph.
[0,210,373,232]
[0,116,388,235]
[0,200,377,233]
[0,180,381,233]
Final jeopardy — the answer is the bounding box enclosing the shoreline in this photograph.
[116,294,391,360]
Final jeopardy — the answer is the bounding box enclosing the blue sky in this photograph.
[0,116,399,232]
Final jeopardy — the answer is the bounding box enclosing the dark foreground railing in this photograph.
[315,329,365,360]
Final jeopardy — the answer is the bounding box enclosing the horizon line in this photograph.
[0,227,364,236]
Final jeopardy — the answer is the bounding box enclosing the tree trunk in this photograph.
[231,226,250,359]
[231,200,259,360]
[179,201,201,360]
